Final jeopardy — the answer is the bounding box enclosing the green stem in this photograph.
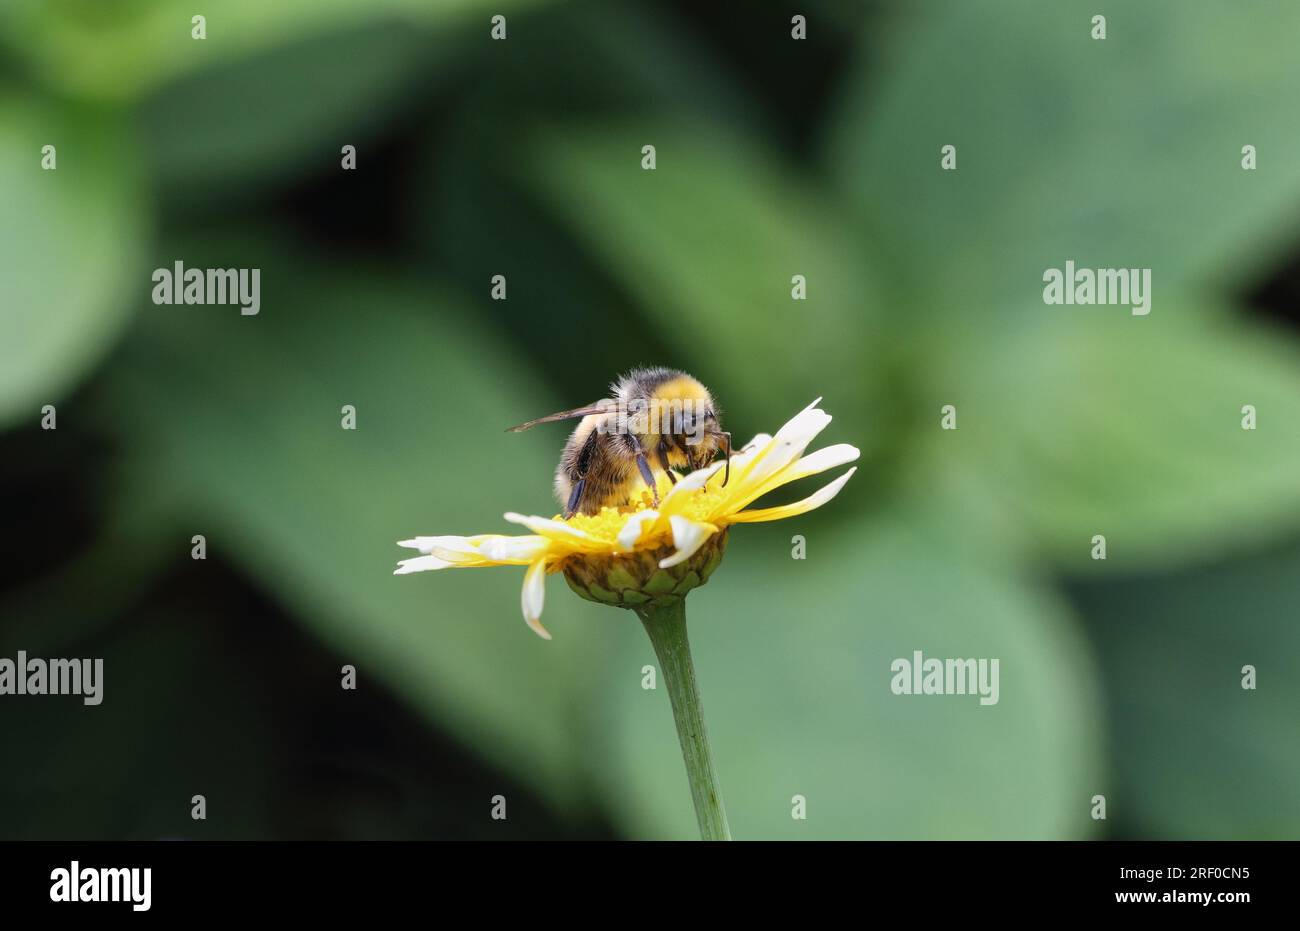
[636,598,731,841]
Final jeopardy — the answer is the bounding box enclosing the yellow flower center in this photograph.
[555,477,729,547]
[558,504,640,542]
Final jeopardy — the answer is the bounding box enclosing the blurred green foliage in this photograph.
[2,0,1298,839]
[0,96,146,427]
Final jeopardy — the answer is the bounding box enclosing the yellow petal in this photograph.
[717,403,832,510]
[725,467,857,524]
[659,465,723,517]
[656,428,777,519]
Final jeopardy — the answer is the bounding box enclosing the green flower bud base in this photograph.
[561,528,728,608]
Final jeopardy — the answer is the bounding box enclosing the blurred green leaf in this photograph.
[0,96,146,428]
[523,120,883,433]
[97,241,611,809]
[0,598,280,840]
[926,311,1300,570]
[140,21,444,204]
[437,1,761,129]
[1071,540,1300,838]
[0,0,536,101]
[827,0,1300,312]
[594,519,1104,839]
[410,2,764,389]
[413,107,683,388]
[0,465,182,654]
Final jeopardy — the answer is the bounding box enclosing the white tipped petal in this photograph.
[617,510,661,550]
[727,467,858,524]
[478,536,550,563]
[764,407,832,462]
[659,516,717,569]
[672,461,724,494]
[520,558,551,639]
[394,554,455,575]
[398,535,474,554]
[504,512,596,545]
[790,443,861,476]
[777,400,829,442]
[737,443,861,509]
[399,535,508,566]
[736,433,772,457]
[728,406,833,496]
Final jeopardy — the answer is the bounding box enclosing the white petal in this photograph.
[659,516,717,569]
[775,401,831,444]
[789,443,860,476]
[393,554,454,575]
[617,510,660,550]
[503,512,595,544]
[736,443,861,509]
[736,433,772,457]
[520,558,551,639]
[398,535,476,554]
[769,408,833,457]
[734,406,832,490]
[478,536,550,563]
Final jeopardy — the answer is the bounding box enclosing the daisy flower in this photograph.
[394,398,859,639]
[394,397,857,840]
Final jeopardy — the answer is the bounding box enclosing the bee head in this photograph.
[612,368,730,480]
[676,403,720,448]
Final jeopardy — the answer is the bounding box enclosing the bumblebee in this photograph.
[509,367,731,518]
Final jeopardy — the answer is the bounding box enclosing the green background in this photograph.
[1,0,1298,839]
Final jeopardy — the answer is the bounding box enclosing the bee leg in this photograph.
[564,479,585,520]
[634,448,660,508]
[657,440,677,486]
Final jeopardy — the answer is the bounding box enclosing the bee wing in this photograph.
[506,402,611,432]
